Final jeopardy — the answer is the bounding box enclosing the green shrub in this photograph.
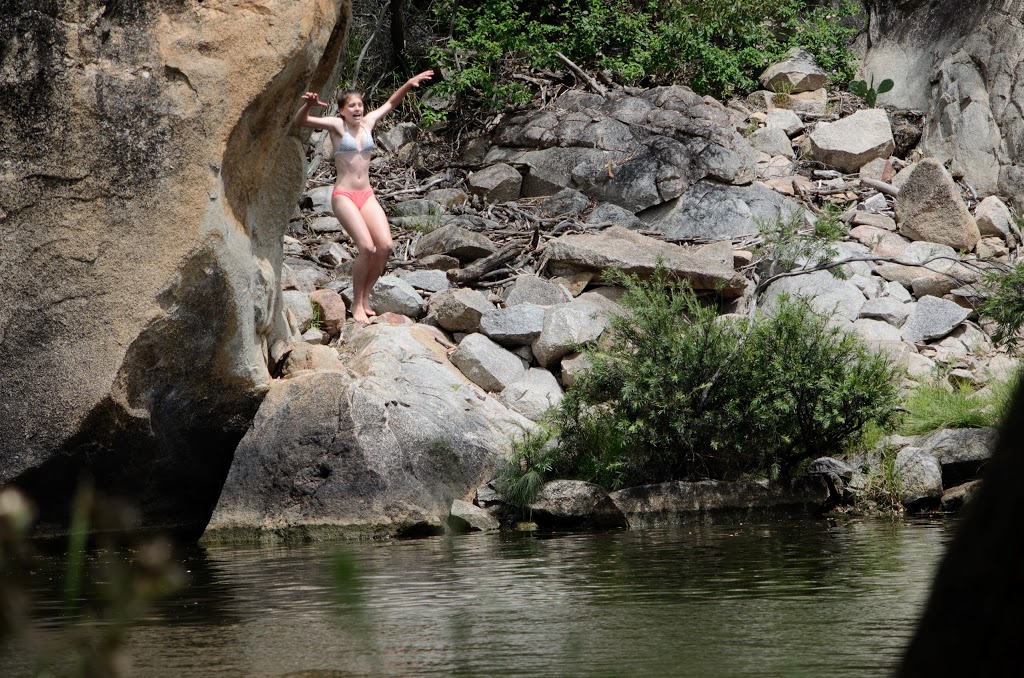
[425,0,860,110]
[979,262,1024,356]
[553,270,901,486]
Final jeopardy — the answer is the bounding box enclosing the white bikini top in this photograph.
[335,125,375,154]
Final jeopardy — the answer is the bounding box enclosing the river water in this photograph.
[7,517,953,677]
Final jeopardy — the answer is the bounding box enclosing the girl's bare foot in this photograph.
[351,304,371,324]
[361,296,377,316]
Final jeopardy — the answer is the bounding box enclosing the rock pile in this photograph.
[212,49,1019,538]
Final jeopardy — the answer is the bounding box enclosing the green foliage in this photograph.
[493,425,559,511]
[756,209,844,278]
[426,0,861,110]
[309,302,324,331]
[978,262,1024,355]
[898,375,1019,436]
[553,270,901,487]
[848,76,894,108]
[860,444,903,511]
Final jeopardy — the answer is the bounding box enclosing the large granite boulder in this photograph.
[896,159,980,251]
[485,86,756,210]
[204,324,532,541]
[642,180,810,240]
[0,0,349,539]
[545,226,746,298]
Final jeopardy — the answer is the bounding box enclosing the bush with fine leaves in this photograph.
[552,270,901,488]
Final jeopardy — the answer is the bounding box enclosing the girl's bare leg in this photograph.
[332,194,375,324]
[358,196,393,317]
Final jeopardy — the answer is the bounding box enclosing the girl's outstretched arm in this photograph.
[364,70,434,126]
[293,92,339,130]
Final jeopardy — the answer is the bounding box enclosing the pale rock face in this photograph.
[862,1,1024,207]
[0,0,350,538]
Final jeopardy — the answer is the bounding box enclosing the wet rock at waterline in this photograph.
[204,324,533,541]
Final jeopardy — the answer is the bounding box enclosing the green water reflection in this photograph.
[7,518,953,677]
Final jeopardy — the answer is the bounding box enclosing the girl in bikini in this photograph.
[294,70,433,323]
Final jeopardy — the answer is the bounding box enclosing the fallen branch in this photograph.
[860,178,899,197]
[554,51,606,96]
[447,243,521,284]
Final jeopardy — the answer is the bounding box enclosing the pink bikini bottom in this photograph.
[332,188,375,210]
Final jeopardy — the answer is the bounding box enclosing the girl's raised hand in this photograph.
[301,91,328,107]
[407,70,434,88]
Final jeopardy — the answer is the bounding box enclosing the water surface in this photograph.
[7,518,953,677]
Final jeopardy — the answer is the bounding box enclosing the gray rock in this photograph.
[940,480,983,512]
[917,427,996,486]
[316,241,350,268]
[431,288,494,333]
[545,226,747,298]
[480,304,546,346]
[860,296,911,326]
[896,159,981,251]
[376,121,419,153]
[392,199,440,217]
[528,480,628,530]
[749,127,794,158]
[875,240,962,289]
[560,352,592,387]
[303,185,334,214]
[369,276,425,318]
[499,369,565,421]
[309,216,342,233]
[610,478,829,527]
[451,333,528,393]
[806,109,895,173]
[425,188,469,209]
[759,48,830,93]
[415,224,498,263]
[282,290,313,333]
[468,163,523,203]
[807,457,854,477]
[761,270,866,323]
[281,343,345,376]
[532,301,612,368]
[765,108,804,136]
[852,318,905,342]
[585,202,644,229]
[541,187,591,216]
[396,269,451,293]
[504,275,573,307]
[895,447,944,505]
[643,180,810,241]
[447,499,500,533]
[975,196,1012,239]
[205,324,532,540]
[901,296,972,343]
[884,280,914,303]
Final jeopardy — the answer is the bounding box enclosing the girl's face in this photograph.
[341,96,364,124]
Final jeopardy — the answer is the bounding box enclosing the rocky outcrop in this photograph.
[203,324,533,541]
[0,0,349,538]
[863,0,1024,206]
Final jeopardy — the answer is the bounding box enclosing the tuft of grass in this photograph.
[898,373,1020,436]
[492,425,559,512]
